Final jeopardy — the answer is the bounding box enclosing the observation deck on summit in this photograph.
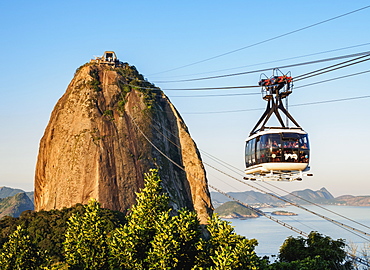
[90,51,122,67]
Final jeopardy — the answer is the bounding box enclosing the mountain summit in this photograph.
[34,53,213,223]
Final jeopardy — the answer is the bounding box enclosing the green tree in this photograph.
[273,231,352,270]
[146,209,201,269]
[109,169,171,269]
[109,169,261,270]
[0,225,41,269]
[194,214,260,270]
[63,199,109,270]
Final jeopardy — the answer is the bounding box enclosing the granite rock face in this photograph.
[34,62,213,223]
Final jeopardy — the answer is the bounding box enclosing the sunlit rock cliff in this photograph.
[34,56,213,223]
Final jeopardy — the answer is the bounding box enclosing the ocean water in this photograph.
[228,205,370,258]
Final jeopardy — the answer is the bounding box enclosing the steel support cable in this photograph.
[142,113,281,210]
[129,113,311,239]
[149,5,370,76]
[183,95,370,114]
[294,53,370,79]
[123,55,369,92]
[170,92,260,98]
[126,68,370,99]
[263,181,370,231]
[204,162,370,240]
[147,120,278,208]
[200,150,370,231]
[295,69,370,89]
[294,55,370,82]
[209,182,370,268]
[126,83,260,92]
[129,112,370,267]
[208,184,309,238]
[153,51,370,83]
[202,150,370,234]
[153,42,370,80]
[140,109,370,238]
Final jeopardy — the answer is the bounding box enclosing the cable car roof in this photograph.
[246,127,307,141]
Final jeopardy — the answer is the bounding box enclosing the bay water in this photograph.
[228,205,370,258]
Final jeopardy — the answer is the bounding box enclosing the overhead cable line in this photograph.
[170,92,260,98]
[295,54,370,81]
[153,50,370,83]
[201,150,370,232]
[151,42,370,79]
[208,184,309,237]
[129,112,310,239]
[139,107,370,238]
[149,5,370,76]
[205,162,370,240]
[126,83,259,92]
[129,112,370,267]
[129,61,370,94]
[183,95,370,114]
[264,181,370,231]
[295,69,370,89]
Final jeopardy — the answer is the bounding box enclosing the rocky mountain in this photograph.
[0,193,34,218]
[215,201,259,219]
[34,56,213,223]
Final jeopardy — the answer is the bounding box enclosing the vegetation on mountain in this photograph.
[215,201,259,218]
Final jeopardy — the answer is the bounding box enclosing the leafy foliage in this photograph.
[0,170,355,269]
[194,214,260,270]
[0,225,41,269]
[64,199,109,270]
[0,204,125,263]
[269,231,352,270]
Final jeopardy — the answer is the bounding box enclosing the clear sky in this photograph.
[1,1,369,197]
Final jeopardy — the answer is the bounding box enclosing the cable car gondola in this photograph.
[245,69,312,181]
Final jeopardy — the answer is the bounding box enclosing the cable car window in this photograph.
[245,141,250,167]
[256,137,268,163]
[250,138,256,165]
[299,134,309,149]
[245,139,256,167]
[267,134,281,149]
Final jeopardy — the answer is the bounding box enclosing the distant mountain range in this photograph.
[0,186,369,220]
[211,187,370,208]
[0,187,34,218]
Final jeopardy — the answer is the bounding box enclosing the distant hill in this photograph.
[284,187,334,204]
[215,201,259,219]
[211,187,370,207]
[0,192,34,218]
[0,186,34,204]
[333,195,370,206]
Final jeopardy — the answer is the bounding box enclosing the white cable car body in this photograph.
[244,70,312,181]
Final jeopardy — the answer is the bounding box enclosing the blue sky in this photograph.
[1,1,369,197]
